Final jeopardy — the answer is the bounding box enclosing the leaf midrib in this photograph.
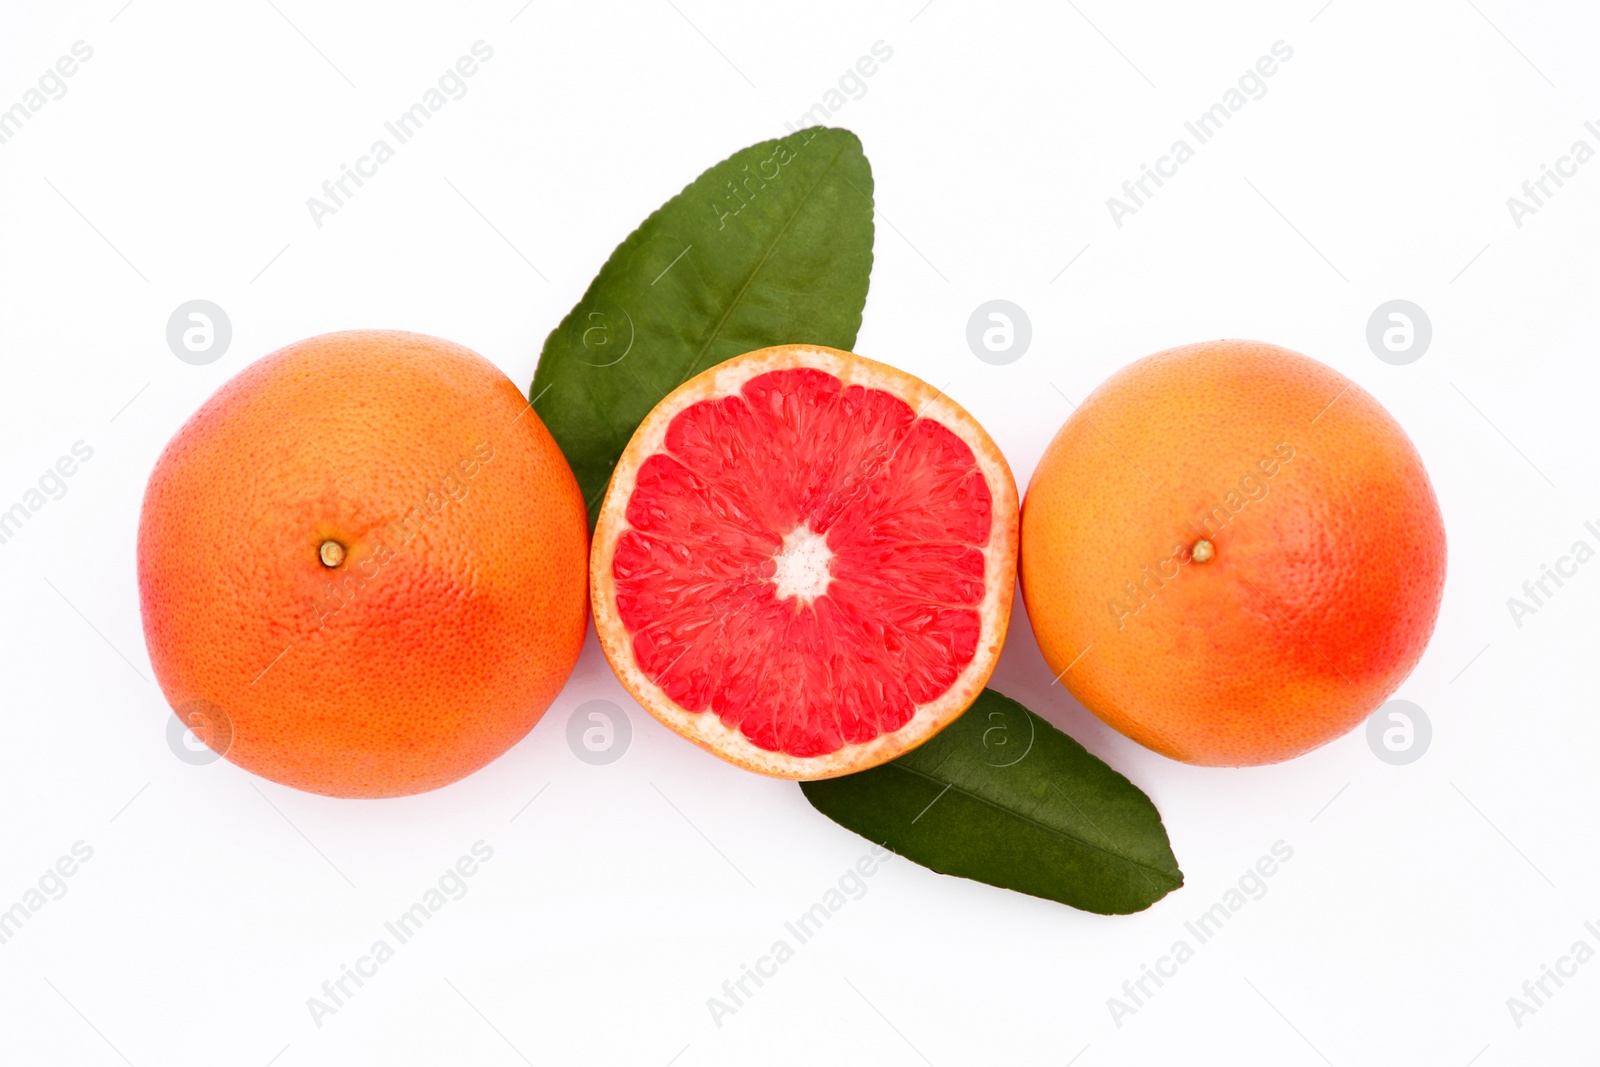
[881,760,1180,884]
[677,134,854,383]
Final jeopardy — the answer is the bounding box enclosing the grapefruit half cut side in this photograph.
[591,345,1019,779]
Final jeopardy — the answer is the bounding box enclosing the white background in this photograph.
[2,1,1598,1064]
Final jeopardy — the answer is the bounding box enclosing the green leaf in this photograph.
[801,690,1184,915]
[530,127,875,524]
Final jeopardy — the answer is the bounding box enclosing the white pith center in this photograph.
[771,525,834,602]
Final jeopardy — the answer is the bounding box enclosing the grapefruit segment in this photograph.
[592,345,1018,779]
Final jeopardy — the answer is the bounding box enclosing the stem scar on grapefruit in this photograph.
[137,330,590,798]
[590,345,1019,779]
[1020,340,1447,766]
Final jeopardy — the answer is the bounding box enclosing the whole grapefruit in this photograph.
[1020,340,1446,766]
[137,330,589,797]
[590,345,1018,779]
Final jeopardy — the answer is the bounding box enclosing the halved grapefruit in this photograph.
[591,345,1018,779]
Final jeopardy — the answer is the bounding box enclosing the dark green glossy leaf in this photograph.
[530,127,874,524]
[801,690,1183,915]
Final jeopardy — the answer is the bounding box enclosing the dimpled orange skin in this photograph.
[137,331,589,798]
[1020,340,1446,766]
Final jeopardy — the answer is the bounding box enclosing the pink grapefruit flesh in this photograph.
[591,345,1018,779]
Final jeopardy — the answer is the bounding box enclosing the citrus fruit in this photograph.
[137,330,589,798]
[590,345,1018,779]
[1020,339,1446,766]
